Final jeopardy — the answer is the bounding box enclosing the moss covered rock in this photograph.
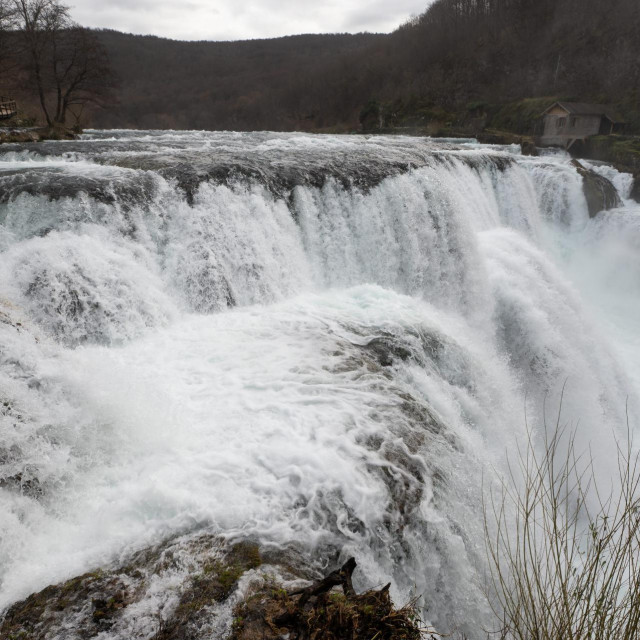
[0,536,427,640]
[0,534,266,640]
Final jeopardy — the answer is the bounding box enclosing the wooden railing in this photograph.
[0,97,17,120]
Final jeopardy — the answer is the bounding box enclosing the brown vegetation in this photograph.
[231,557,428,640]
[485,420,640,640]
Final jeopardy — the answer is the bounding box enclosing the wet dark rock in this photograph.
[154,541,263,640]
[0,167,159,209]
[331,327,455,537]
[364,337,413,367]
[440,152,514,174]
[570,159,621,217]
[0,568,129,640]
[181,268,236,314]
[0,472,43,498]
[153,157,418,204]
[91,590,128,627]
[631,172,640,204]
[0,132,517,211]
[93,138,515,204]
[0,534,324,640]
[131,151,515,205]
[0,541,421,640]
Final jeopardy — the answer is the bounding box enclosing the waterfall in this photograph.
[0,131,637,638]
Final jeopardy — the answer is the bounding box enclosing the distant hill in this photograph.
[90,30,385,131]
[83,0,640,133]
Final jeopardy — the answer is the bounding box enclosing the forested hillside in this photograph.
[373,0,640,132]
[89,31,385,131]
[85,0,640,132]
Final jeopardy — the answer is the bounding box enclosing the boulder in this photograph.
[520,138,539,156]
[570,160,622,217]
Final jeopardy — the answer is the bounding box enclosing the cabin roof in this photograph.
[542,102,625,123]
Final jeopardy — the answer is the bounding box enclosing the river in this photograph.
[0,130,638,637]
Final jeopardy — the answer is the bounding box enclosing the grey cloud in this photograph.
[70,0,433,40]
[342,0,428,31]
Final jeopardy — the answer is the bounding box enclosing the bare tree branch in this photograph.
[11,0,115,126]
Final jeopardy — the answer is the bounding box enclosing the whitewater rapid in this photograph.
[0,131,638,638]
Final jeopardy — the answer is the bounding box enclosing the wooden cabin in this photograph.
[539,102,625,148]
[0,96,17,120]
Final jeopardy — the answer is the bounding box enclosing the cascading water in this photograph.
[0,131,638,638]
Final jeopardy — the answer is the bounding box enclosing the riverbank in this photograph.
[0,125,78,144]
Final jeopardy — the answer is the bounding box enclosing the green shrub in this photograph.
[488,98,558,135]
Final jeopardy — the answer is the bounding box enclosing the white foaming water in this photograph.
[0,131,638,637]
[560,205,640,391]
[582,159,635,199]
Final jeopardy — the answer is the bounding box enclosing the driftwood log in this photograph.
[290,557,357,603]
[274,558,358,627]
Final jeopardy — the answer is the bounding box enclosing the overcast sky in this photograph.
[68,0,432,41]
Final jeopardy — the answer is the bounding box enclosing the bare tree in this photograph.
[49,23,114,126]
[13,0,114,126]
[0,0,18,83]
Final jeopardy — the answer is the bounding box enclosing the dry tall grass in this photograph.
[484,412,640,640]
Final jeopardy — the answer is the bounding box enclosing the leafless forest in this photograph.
[3,0,640,132]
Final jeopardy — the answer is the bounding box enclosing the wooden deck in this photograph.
[0,97,17,120]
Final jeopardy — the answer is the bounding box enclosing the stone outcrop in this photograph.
[0,533,424,640]
[0,534,292,640]
[570,159,622,217]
